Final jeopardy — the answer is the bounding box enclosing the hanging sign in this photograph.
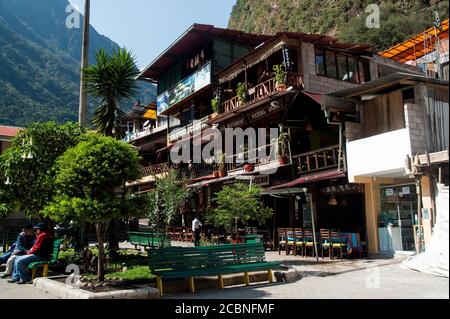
[282,45,293,72]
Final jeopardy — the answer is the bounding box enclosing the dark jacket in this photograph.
[14,232,35,253]
[28,231,54,259]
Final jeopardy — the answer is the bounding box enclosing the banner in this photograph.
[157,62,211,115]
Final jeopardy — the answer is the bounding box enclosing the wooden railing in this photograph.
[292,144,345,175]
[221,73,303,114]
[139,163,171,178]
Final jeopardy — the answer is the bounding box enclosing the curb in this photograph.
[33,277,160,299]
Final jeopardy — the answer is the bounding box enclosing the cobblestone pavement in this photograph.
[0,241,448,299]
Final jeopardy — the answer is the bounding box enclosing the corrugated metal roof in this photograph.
[328,72,449,99]
[379,18,449,63]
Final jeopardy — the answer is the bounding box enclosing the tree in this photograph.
[205,183,273,233]
[146,169,190,248]
[0,122,85,218]
[42,133,140,281]
[84,48,140,139]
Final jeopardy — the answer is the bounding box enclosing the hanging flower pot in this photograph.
[244,163,254,172]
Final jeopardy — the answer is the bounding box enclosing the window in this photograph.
[347,57,358,84]
[337,54,348,81]
[325,50,337,79]
[315,46,371,84]
[315,49,326,75]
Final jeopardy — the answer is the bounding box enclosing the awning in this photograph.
[267,170,347,190]
[218,41,288,85]
[379,18,449,63]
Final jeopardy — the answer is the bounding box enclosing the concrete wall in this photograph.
[404,102,428,155]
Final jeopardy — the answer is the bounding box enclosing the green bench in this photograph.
[28,239,63,280]
[128,231,170,250]
[148,242,281,297]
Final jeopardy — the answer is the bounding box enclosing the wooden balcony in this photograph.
[221,73,303,114]
[293,144,346,175]
[139,163,171,179]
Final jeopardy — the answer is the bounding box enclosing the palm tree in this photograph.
[84,48,139,139]
[84,48,139,255]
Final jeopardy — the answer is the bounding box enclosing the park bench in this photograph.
[148,242,281,297]
[128,231,170,250]
[28,239,63,280]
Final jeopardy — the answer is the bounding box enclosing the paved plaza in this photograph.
[0,242,448,299]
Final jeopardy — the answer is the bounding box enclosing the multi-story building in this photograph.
[131,24,430,254]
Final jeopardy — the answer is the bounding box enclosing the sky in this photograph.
[69,0,237,69]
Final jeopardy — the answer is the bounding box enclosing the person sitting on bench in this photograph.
[0,243,16,265]
[8,222,53,284]
[1,225,35,279]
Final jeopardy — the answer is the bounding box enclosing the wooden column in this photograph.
[364,180,381,254]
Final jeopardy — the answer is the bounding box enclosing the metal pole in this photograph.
[78,0,90,128]
[306,190,319,262]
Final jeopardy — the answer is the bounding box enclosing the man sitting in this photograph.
[0,243,16,265]
[8,222,53,284]
[1,225,35,279]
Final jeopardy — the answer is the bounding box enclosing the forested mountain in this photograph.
[0,0,155,127]
[229,0,449,50]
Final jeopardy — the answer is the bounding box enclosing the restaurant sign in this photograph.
[248,100,283,122]
[157,62,211,115]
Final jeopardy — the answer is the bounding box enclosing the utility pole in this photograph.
[78,0,90,128]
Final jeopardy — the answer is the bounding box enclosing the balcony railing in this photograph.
[124,124,168,142]
[139,163,171,179]
[292,144,345,175]
[168,115,211,143]
[222,73,303,114]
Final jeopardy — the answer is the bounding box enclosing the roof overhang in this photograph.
[328,72,449,100]
[137,24,270,82]
[379,18,449,63]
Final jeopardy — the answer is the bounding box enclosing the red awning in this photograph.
[268,170,346,190]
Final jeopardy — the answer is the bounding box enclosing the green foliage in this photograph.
[273,64,287,86]
[0,122,84,217]
[205,183,273,232]
[211,96,222,114]
[42,133,140,224]
[229,0,449,51]
[275,131,289,158]
[236,82,248,103]
[85,48,140,139]
[146,169,190,247]
[105,266,155,281]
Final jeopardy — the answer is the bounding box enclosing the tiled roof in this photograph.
[0,125,22,138]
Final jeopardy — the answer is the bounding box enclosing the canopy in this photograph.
[379,18,449,63]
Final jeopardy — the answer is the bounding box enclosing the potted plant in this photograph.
[240,143,254,173]
[273,64,287,92]
[218,152,226,177]
[274,131,289,165]
[211,96,221,116]
[236,82,248,105]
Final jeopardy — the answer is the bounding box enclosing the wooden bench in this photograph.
[128,231,170,250]
[28,239,63,280]
[148,242,281,297]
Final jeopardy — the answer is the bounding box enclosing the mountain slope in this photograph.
[0,0,155,127]
[228,0,449,50]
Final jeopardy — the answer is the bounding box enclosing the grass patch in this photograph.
[105,266,155,281]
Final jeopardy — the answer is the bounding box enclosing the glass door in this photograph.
[380,184,418,252]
